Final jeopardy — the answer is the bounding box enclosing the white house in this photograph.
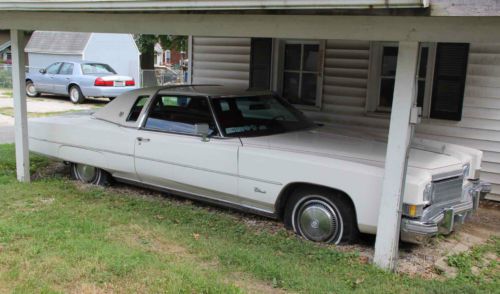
[25,31,140,83]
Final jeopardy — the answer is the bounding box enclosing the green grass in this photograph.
[0,144,498,293]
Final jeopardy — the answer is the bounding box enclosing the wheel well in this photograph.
[67,83,79,93]
[275,182,357,221]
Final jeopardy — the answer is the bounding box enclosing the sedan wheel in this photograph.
[70,163,110,186]
[25,81,39,97]
[284,187,358,244]
[69,86,85,104]
[294,198,343,243]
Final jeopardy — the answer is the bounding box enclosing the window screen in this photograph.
[430,43,469,121]
[144,96,217,136]
[127,96,149,122]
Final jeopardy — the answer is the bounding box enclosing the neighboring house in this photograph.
[25,31,140,83]
[0,30,11,62]
[189,4,500,202]
[154,42,185,68]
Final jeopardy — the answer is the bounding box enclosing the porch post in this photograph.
[10,29,30,182]
[373,41,419,271]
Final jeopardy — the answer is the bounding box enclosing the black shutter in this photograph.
[249,38,272,90]
[430,43,470,121]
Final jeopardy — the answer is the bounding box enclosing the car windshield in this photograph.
[81,63,116,75]
[211,95,316,137]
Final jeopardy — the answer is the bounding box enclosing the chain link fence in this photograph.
[0,64,12,88]
[0,64,187,90]
[0,65,44,89]
[140,68,186,87]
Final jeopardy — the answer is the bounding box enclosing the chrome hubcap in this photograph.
[297,199,340,242]
[70,88,79,101]
[26,84,36,96]
[75,164,97,183]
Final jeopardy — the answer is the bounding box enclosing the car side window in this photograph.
[59,63,74,75]
[46,62,62,74]
[127,95,150,122]
[144,95,217,136]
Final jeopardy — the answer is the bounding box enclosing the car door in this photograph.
[37,62,62,93]
[134,95,242,204]
[52,62,74,94]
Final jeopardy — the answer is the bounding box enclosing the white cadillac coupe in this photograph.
[28,85,491,244]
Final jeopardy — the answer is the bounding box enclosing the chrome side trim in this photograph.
[29,136,133,158]
[114,176,278,219]
[31,136,283,186]
[135,155,283,186]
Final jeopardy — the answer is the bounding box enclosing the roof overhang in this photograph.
[0,0,429,11]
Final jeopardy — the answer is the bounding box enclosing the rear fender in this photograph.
[58,146,107,169]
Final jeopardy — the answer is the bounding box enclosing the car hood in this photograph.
[241,127,462,170]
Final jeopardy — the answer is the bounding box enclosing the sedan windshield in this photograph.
[211,95,316,137]
[81,63,116,75]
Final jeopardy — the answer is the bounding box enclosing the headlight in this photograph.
[423,182,433,203]
[462,163,471,179]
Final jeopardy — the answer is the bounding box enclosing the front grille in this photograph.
[431,176,463,204]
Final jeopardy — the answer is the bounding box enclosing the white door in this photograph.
[134,95,241,204]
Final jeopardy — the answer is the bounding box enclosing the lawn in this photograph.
[0,144,498,293]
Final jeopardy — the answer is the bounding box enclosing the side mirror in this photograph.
[194,123,210,142]
[39,69,46,74]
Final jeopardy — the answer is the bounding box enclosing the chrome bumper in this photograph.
[400,180,491,244]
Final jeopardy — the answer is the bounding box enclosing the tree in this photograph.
[135,34,157,70]
[158,35,187,53]
[135,34,187,70]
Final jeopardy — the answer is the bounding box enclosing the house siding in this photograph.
[192,37,250,88]
[191,37,500,201]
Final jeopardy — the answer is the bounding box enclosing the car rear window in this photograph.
[81,63,116,75]
[127,96,149,122]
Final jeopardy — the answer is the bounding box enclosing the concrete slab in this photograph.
[0,97,96,113]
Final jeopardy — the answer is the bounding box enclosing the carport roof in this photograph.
[25,31,91,55]
[0,0,428,11]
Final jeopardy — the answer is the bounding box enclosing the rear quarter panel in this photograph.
[28,114,138,180]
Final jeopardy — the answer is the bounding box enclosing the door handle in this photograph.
[137,137,150,142]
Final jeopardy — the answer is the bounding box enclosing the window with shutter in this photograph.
[430,43,470,121]
[249,38,273,90]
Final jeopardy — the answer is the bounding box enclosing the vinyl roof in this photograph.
[25,31,91,54]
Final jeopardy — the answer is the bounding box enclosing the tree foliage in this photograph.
[134,34,188,70]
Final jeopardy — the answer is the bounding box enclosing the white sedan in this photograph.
[28,85,491,244]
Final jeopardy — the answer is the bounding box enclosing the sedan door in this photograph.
[36,62,62,93]
[134,95,242,204]
[51,62,74,95]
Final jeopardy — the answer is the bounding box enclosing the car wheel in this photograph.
[69,85,85,104]
[70,163,110,186]
[26,81,40,97]
[284,187,358,244]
